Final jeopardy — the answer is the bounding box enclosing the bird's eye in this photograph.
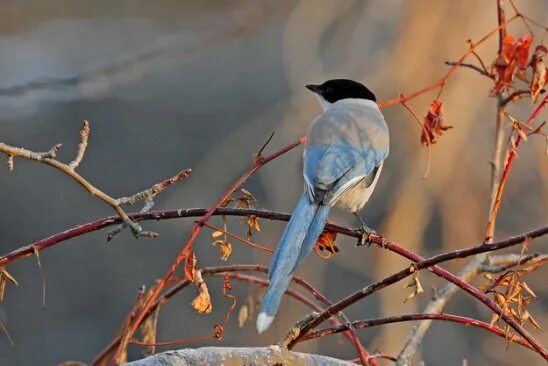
[325,87,333,94]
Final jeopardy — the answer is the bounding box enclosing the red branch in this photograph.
[485,95,548,240]
[92,264,368,365]
[377,14,518,109]
[2,208,545,268]
[299,313,534,351]
[287,240,548,360]
[3,206,546,360]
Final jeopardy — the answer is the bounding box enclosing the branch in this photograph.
[397,253,545,364]
[444,61,494,78]
[93,265,363,365]
[114,137,305,362]
[124,346,356,366]
[0,122,191,239]
[485,95,547,241]
[1,208,546,268]
[377,13,518,109]
[285,232,548,358]
[300,313,534,351]
[3,206,543,360]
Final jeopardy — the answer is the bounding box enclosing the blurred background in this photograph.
[0,1,547,365]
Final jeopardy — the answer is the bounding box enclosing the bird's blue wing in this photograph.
[303,100,389,204]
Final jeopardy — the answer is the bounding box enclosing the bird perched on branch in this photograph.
[257,79,389,333]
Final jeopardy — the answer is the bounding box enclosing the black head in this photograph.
[306,79,376,103]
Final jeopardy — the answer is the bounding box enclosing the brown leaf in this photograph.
[315,230,339,256]
[491,34,533,96]
[530,45,547,102]
[421,100,453,145]
[140,312,158,356]
[191,271,213,314]
[246,215,261,239]
[238,305,249,328]
[212,239,232,261]
[211,230,224,238]
[403,271,424,303]
[0,267,19,302]
[234,189,257,209]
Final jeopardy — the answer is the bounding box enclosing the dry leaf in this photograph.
[192,290,213,314]
[530,45,547,102]
[234,188,257,209]
[212,239,232,261]
[421,100,453,145]
[140,312,158,356]
[491,34,533,95]
[246,215,261,239]
[238,305,249,328]
[508,115,528,142]
[0,267,19,302]
[211,230,224,238]
[191,271,213,314]
[315,230,339,255]
[403,271,423,303]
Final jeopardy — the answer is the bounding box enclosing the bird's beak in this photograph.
[306,84,322,94]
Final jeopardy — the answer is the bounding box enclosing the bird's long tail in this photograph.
[256,193,330,333]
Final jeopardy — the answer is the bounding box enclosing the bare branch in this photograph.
[68,120,90,169]
[0,125,191,240]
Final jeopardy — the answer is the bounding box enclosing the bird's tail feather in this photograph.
[256,193,330,333]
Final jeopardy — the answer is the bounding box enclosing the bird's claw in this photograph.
[357,227,378,247]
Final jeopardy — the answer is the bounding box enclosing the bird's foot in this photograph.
[353,213,382,246]
[357,225,378,246]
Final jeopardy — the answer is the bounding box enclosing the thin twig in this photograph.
[0,125,191,239]
[444,61,494,78]
[400,100,432,178]
[377,14,519,109]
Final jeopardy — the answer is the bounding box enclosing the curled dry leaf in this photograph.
[191,271,213,314]
[212,239,232,261]
[315,230,339,256]
[245,215,261,239]
[421,100,453,145]
[238,305,249,328]
[213,324,223,340]
[234,188,257,209]
[530,45,547,102]
[507,115,529,142]
[0,267,19,302]
[491,34,533,96]
[403,270,423,303]
[140,312,158,356]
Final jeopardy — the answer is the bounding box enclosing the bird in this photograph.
[256,79,389,333]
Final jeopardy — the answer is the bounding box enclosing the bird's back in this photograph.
[304,99,389,206]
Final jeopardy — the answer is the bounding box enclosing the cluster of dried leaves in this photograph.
[483,256,542,342]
